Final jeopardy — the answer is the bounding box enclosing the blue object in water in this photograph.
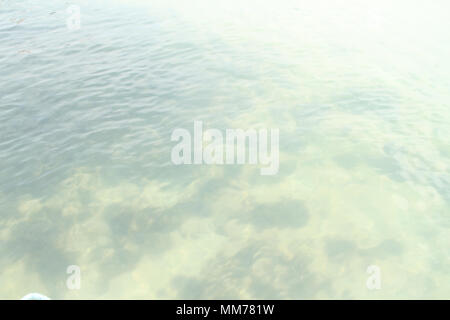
[21,293,51,300]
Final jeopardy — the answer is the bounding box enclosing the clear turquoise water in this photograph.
[0,0,449,299]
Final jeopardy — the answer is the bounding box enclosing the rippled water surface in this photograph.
[1,0,449,299]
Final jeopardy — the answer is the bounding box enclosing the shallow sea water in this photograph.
[0,0,449,299]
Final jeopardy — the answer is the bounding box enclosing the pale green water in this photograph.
[0,0,449,299]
